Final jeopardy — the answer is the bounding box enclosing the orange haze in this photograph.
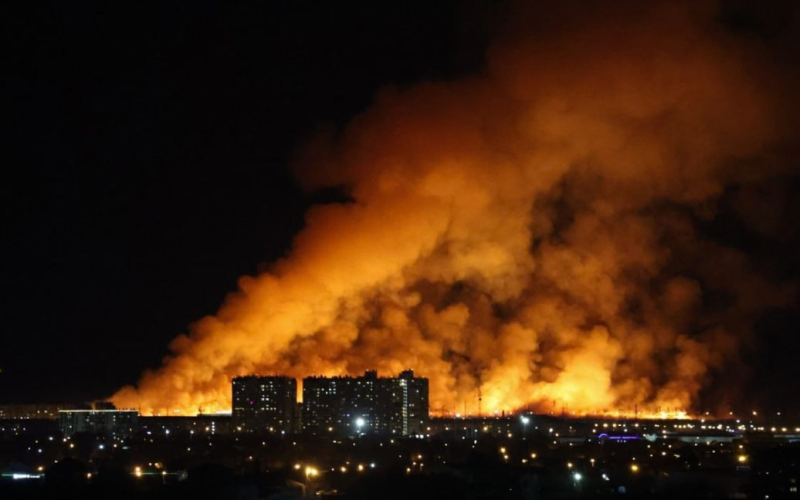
[113,1,795,417]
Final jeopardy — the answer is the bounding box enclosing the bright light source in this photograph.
[357,464,364,472]
[521,416,530,425]
[630,464,640,473]
[355,417,366,428]
[737,455,748,464]
[567,462,573,469]
[134,466,143,478]
[573,472,582,481]
[11,473,41,480]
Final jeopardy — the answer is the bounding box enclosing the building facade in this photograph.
[302,370,428,436]
[401,370,429,435]
[139,414,232,436]
[0,404,75,420]
[232,376,297,433]
[58,409,139,437]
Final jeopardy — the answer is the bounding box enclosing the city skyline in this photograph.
[4,1,800,497]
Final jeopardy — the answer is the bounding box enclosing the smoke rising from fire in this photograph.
[113,1,796,416]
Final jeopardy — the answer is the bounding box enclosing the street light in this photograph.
[305,466,318,479]
[521,415,530,439]
[355,417,366,432]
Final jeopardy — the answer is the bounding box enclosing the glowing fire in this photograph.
[112,2,793,417]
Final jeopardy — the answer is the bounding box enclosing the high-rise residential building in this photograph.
[302,370,428,436]
[232,376,297,433]
[400,370,429,436]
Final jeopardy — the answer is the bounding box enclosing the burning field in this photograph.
[113,1,798,417]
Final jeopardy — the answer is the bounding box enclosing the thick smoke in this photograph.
[113,1,796,416]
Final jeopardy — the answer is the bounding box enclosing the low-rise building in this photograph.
[59,409,139,437]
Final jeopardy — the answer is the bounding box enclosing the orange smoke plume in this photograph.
[113,1,795,416]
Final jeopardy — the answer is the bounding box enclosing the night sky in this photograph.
[2,1,800,411]
[2,1,487,403]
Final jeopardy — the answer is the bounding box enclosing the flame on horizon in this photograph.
[113,1,796,417]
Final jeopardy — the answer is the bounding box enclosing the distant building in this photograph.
[139,414,232,436]
[232,376,297,433]
[302,370,428,436]
[0,404,79,420]
[59,409,139,437]
[0,401,118,420]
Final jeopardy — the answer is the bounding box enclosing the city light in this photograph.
[8,473,43,480]
[355,417,366,429]
[737,455,748,464]
[573,472,582,481]
[630,464,640,473]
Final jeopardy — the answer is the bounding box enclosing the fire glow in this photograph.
[112,1,794,418]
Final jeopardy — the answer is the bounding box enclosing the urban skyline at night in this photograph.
[3,0,800,498]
